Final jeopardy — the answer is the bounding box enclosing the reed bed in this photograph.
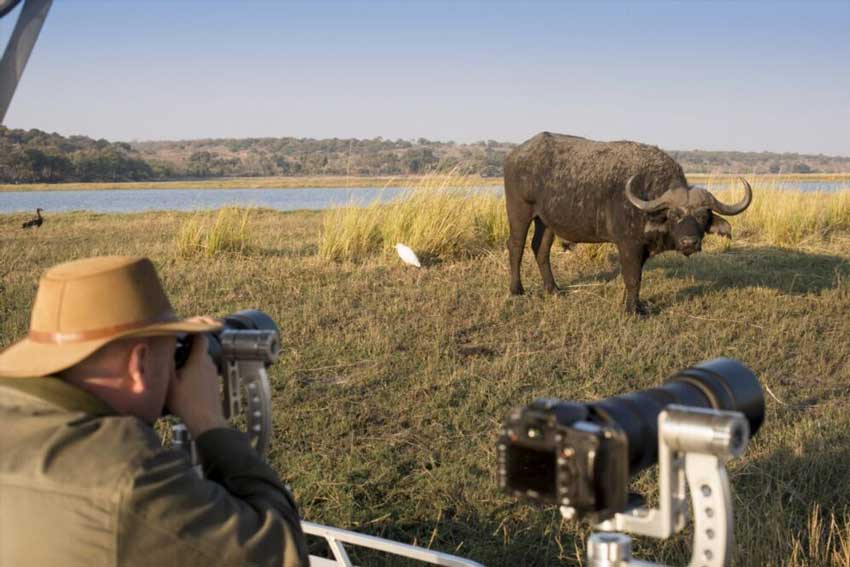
[175,206,252,257]
[318,173,507,263]
[319,174,850,264]
[708,178,850,247]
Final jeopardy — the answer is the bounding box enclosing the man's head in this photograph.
[58,335,178,423]
[0,256,220,420]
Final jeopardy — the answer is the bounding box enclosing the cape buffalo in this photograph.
[504,132,752,314]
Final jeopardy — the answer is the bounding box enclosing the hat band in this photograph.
[28,310,178,344]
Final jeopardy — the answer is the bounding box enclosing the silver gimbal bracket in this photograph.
[220,329,278,457]
[578,405,750,567]
[171,329,278,470]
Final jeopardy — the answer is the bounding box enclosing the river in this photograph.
[0,182,845,214]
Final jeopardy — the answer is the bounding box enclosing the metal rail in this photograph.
[302,521,486,567]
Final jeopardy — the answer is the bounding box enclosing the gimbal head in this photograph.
[584,405,749,567]
[172,310,279,461]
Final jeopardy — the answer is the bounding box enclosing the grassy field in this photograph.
[2,188,850,565]
[1,172,849,192]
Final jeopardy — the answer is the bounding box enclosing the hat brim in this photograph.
[0,319,222,379]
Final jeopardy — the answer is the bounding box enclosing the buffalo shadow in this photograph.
[563,246,848,309]
[731,416,850,565]
[651,246,848,295]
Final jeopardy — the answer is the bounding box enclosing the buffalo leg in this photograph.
[617,242,649,315]
[531,217,559,293]
[507,202,533,295]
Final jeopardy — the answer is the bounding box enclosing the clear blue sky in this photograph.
[2,0,849,154]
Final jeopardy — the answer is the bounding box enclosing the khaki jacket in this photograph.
[0,377,308,567]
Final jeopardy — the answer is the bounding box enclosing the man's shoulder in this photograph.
[0,406,173,498]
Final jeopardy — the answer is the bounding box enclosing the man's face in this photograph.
[139,335,177,423]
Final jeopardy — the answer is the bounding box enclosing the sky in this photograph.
[1,0,849,155]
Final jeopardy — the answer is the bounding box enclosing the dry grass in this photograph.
[707,179,850,247]
[318,172,504,263]
[175,207,252,257]
[784,506,850,567]
[320,174,850,265]
[2,190,850,566]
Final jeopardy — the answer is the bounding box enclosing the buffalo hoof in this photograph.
[623,300,650,317]
[510,284,525,296]
[543,284,562,295]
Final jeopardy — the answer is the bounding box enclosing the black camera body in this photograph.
[498,358,764,521]
[497,399,629,520]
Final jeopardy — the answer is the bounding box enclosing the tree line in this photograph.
[2,126,848,184]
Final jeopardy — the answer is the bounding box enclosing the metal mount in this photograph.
[170,328,278,468]
[579,405,750,567]
[220,329,278,456]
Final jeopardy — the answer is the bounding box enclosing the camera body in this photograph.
[498,358,764,521]
[497,399,629,520]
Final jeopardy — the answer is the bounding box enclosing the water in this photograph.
[0,181,845,214]
[0,187,415,214]
[694,181,848,192]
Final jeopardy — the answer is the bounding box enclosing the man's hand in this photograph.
[167,327,227,438]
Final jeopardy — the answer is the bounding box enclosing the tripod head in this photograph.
[584,405,749,567]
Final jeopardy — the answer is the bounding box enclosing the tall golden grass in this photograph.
[785,506,850,567]
[318,173,506,263]
[708,178,850,246]
[320,174,850,262]
[175,207,252,257]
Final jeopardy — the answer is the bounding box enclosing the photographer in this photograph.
[0,256,308,567]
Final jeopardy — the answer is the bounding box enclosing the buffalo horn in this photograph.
[708,177,753,216]
[625,175,670,213]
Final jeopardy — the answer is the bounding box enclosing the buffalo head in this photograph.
[625,176,752,256]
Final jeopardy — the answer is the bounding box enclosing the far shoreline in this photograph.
[1,173,849,192]
[0,175,502,192]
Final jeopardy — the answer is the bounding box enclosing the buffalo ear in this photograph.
[708,214,733,238]
[644,219,668,236]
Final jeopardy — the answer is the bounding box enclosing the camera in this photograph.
[174,309,280,369]
[172,309,281,457]
[497,358,764,521]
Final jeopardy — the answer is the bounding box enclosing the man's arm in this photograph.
[117,427,309,567]
[114,328,309,566]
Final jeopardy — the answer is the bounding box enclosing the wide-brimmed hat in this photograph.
[0,256,221,378]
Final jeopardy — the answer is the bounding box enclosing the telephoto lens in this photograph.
[591,357,763,475]
[497,358,764,519]
[174,309,280,369]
